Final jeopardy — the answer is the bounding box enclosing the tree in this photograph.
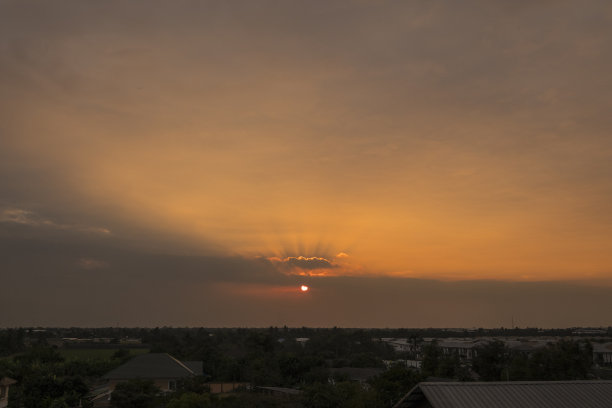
[420,341,441,377]
[9,373,90,408]
[302,381,374,408]
[472,341,511,381]
[167,392,212,408]
[527,340,592,380]
[369,365,421,407]
[110,379,160,408]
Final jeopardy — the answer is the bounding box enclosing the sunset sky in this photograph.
[2,0,612,327]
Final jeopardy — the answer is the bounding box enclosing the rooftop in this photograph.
[394,381,612,408]
[104,353,198,380]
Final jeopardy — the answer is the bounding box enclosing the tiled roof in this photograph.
[394,381,612,408]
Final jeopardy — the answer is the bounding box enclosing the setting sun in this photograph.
[300,285,309,292]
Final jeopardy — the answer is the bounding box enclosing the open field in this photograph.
[59,348,150,360]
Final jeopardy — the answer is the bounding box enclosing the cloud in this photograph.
[2,221,612,327]
[336,252,349,258]
[0,207,111,235]
[1,208,50,226]
[269,256,337,275]
[283,256,335,270]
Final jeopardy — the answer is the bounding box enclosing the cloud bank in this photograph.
[2,221,611,328]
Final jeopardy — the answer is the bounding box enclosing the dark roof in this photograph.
[104,353,196,380]
[183,361,204,376]
[394,381,612,408]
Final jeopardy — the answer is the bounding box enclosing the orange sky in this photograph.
[1,1,612,327]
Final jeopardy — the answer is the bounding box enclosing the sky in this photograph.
[1,0,612,328]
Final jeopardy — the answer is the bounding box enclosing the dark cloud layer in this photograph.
[2,221,611,328]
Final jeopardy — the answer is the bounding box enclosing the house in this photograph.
[0,378,17,408]
[93,353,203,407]
[104,353,202,392]
[393,381,612,408]
[593,342,612,367]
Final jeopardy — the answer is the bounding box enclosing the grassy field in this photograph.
[59,348,150,360]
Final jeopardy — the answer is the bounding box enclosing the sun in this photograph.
[300,285,309,292]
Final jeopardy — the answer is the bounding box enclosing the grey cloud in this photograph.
[0,222,280,284]
[0,207,110,234]
[273,256,336,271]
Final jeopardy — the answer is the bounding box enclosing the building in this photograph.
[384,359,422,369]
[0,378,17,408]
[438,339,485,361]
[380,338,420,354]
[92,353,203,407]
[593,342,612,367]
[393,381,612,408]
[104,353,202,391]
[437,338,551,362]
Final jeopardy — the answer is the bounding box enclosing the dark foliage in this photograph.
[110,379,161,408]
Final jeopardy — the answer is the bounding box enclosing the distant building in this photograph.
[572,329,607,335]
[393,381,612,408]
[384,360,421,369]
[438,339,486,361]
[437,337,551,361]
[0,378,17,408]
[380,338,419,354]
[593,342,612,367]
